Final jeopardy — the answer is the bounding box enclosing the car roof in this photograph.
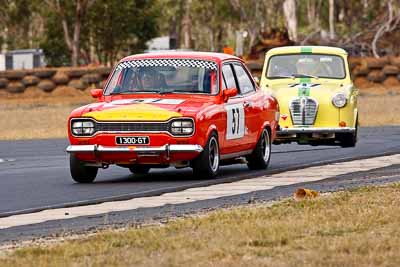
[266,46,348,56]
[120,51,241,64]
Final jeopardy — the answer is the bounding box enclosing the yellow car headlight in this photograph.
[332,93,347,108]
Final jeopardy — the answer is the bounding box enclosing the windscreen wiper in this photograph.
[109,90,159,95]
[291,73,319,79]
[271,75,296,79]
[159,90,202,94]
[158,90,176,95]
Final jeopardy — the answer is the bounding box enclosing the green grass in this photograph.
[2,184,400,267]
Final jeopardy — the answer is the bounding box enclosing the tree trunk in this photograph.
[180,0,192,49]
[306,0,321,30]
[71,0,87,66]
[49,0,91,66]
[283,0,298,42]
[1,27,8,53]
[372,0,399,58]
[329,0,335,40]
[307,0,316,27]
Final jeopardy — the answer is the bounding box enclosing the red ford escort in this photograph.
[66,52,279,182]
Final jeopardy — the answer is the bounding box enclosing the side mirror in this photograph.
[90,89,103,99]
[223,88,238,102]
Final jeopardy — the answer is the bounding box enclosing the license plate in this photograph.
[116,136,150,145]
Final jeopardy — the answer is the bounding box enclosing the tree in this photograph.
[39,10,71,66]
[283,0,298,42]
[45,0,94,66]
[329,0,335,40]
[88,0,160,65]
[190,0,235,52]
[228,0,267,53]
[0,0,39,51]
[180,0,192,49]
[306,0,322,30]
[372,0,400,57]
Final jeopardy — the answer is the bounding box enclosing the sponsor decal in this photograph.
[298,78,312,97]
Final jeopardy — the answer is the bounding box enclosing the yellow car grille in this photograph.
[289,97,318,126]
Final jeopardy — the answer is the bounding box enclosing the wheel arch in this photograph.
[257,121,272,142]
[205,124,219,145]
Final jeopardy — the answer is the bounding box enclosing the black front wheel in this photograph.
[246,128,271,170]
[70,154,98,183]
[192,133,220,179]
[338,118,358,148]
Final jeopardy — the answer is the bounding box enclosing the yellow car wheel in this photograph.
[338,118,358,148]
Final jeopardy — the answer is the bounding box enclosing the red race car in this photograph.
[66,52,279,182]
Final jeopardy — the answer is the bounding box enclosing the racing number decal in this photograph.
[225,103,245,140]
[231,107,240,134]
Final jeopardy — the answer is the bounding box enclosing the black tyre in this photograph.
[129,165,151,174]
[70,154,98,183]
[339,118,358,148]
[192,133,220,179]
[246,128,271,170]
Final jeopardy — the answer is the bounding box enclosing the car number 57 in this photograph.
[225,103,245,140]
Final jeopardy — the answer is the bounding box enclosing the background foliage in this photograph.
[0,0,398,66]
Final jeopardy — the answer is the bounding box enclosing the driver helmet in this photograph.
[138,67,159,89]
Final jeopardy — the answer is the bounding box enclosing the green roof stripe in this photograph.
[299,77,311,83]
[300,47,312,54]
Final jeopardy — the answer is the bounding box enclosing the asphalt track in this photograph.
[0,126,399,219]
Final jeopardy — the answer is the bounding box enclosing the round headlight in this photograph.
[332,93,347,108]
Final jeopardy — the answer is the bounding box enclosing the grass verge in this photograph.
[0,92,399,140]
[358,94,400,126]
[1,184,400,267]
[0,105,79,140]
[0,95,91,140]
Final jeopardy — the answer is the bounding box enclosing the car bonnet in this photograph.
[80,97,212,121]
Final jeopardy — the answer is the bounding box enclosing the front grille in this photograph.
[95,122,169,133]
[289,97,318,125]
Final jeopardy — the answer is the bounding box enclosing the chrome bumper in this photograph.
[66,144,203,154]
[278,127,356,134]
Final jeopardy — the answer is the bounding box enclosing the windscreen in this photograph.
[267,54,346,79]
[105,59,219,95]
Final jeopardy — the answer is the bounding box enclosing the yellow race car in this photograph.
[260,46,358,147]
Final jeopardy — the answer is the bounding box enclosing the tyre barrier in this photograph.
[0,67,112,95]
[246,56,400,89]
[1,57,400,96]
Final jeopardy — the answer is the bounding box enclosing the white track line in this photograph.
[1,154,399,230]
[0,158,16,163]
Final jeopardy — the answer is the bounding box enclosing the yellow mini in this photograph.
[260,46,358,147]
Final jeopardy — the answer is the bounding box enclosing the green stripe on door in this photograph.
[300,47,312,54]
